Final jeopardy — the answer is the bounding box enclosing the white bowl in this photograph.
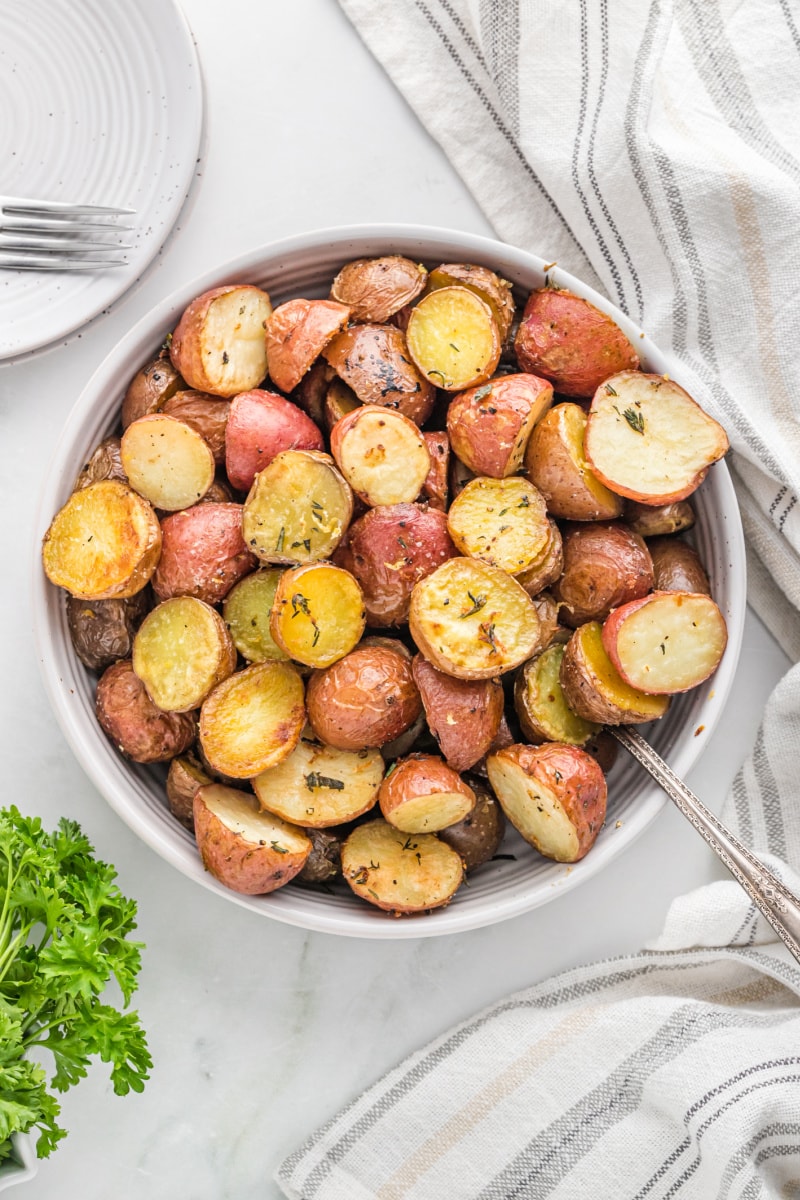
[33,224,746,939]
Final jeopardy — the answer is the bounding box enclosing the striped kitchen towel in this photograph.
[275,2,800,1197]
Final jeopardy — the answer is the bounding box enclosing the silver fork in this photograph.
[0,195,135,271]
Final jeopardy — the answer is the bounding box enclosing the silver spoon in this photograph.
[610,726,800,964]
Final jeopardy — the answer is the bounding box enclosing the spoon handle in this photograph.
[610,726,800,965]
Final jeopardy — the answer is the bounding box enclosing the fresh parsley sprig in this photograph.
[0,807,151,1162]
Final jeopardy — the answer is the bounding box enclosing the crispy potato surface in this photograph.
[514,644,601,746]
[121,413,216,512]
[515,286,639,396]
[43,480,161,600]
[406,286,501,391]
[446,476,550,575]
[412,654,504,773]
[194,784,311,895]
[224,388,324,492]
[323,324,436,425]
[253,738,384,827]
[66,590,149,672]
[559,621,671,725]
[585,373,730,503]
[648,537,711,595]
[341,819,464,913]
[154,502,256,604]
[73,436,127,491]
[427,263,516,342]
[265,297,350,393]
[241,449,353,565]
[199,661,306,778]
[296,828,344,884]
[330,256,427,323]
[170,285,272,396]
[161,391,231,466]
[524,402,623,521]
[409,557,541,679]
[602,591,727,694]
[270,563,366,668]
[379,753,476,834]
[552,521,654,627]
[133,597,237,712]
[306,643,422,751]
[446,373,553,478]
[330,405,431,507]
[122,353,184,429]
[222,568,289,662]
[95,659,196,763]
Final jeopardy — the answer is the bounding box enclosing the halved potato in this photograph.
[412,654,504,773]
[122,353,185,429]
[446,476,550,575]
[446,374,552,478]
[427,263,516,342]
[379,753,475,833]
[406,286,501,390]
[291,359,332,427]
[323,377,361,434]
[223,569,289,662]
[193,784,311,895]
[515,519,564,597]
[602,591,727,694]
[409,557,540,679]
[161,391,231,466]
[120,414,215,511]
[552,521,654,627]
[514,644,601,746]
[132,597,237,712]
[42,480,161,600]
[166,752,212,829]
[330,405,431,507]
[420,431,450,511]
[199,661,306,778]
[66,590,150,672]
[154,502,256,605]
[270,563,366,668]
[524,402,623,520]
[296,828,344,885]
[341,819,464,913]
[624,499,695,538]
[330,255,428,323]
[559,621,671,725]
[265,297,350,393]
[170,284,272,397]
[323,324,436,425]
[486,743,607,863]
[253,738,383,827]
[95,659,196,764]
[648,537,711,595]
[585,373,730,503]
[242,449,353,565]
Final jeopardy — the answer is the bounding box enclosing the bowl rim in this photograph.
[32,222,747,938]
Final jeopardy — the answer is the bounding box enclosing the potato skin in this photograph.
[323,324,436,426]
[95,659,197,763]
[378,753,475,832]
[265,298,350,394]
[166,752,212,829]
[333,503,457,627]
[624,500,695,538]
[420,431,450,511]
[224,388,324,491]
[446,373,553,478]
[170,285,271,396]
[516,521,564,598]
[153,503,257,604]
[648,537,711,595]
[296,827,344,884]
[306,643,422,751]
[524,402,623,521]
[73,437,128,491]
[330,256,427,323]
[427,262,516,342]
[437,785,506,871]
[161,390,231,466]
[552,521,654,627]
[122,353,184,429]
[193,785,311,895]
[412,654,504,773]
[515,287,639,396]
[67,590,150,672]
[559,621,670,725]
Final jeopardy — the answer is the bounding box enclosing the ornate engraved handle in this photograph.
[610,726,800,964]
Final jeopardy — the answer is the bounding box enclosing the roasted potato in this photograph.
[515,286,639,396]
[623,499,695,538]
[160,391,231,466]
[291,359,333,427]
[193,784,311,895]
[515,520,564,598]
[323,324,436,425]
[73,436,127,490]
[437,784,506,871]
[330,255,428,323]
[66,590,150,672]
[95,659,196,763]
[199,661,306,778]
[585,373,730,503]
[330,405,431,507]
[419,431,450,511]
[406,286,501,391]
[378,753,475,833]
[559,621,671,725]
[341,819,464,913]
[270,563,366,668]
[296,827,344,884]
[265,297,350,394]
[42,480,161,601]
[427,262,516,342]
[408,557,541,679]
[305,642,422,751]
[602,591,728,694]
[166,752,212,829]
[224,388,324,492]
[487,742,607,862]
[648,537,711,595]
[121,414,216,512]
[524,402,623,521]
[153,502,257,604]
[552,520,654,628]
[222,568,289,663]
[121,353,184,429]
[514,644,601,746]
[253,739,383,828]
[333,503,457,627]
[446,476,551,575]
[411,655,504,773]
[241,449,353,566]
[446,373,553,478]
[170,284,272,396]
[132,597,237,712]
[322,377,361,435]
[530,591,564,652]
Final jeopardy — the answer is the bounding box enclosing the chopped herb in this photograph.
[518,495,530,508]
[498,507,509,516]
[304,772,345,791]
[312,627,320,647]
[660,642,666,654]
[270,841,288,854]
[473,385,492,402]
[222,351,229,365]
[605,383,618,396]
[291,593,311,618]
[367,888,380,901]
[428,369,447,385]
[458,591,487,619]
[161,332,173,351]
[397,536,407,549]
[478,620,499,654]
[369,860,380,870]
[275,526,285,553]
[449,342,460,352]
[623,408,645,434]
[401,837,418,851]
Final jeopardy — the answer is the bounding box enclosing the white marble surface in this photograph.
[0,1,791,1196]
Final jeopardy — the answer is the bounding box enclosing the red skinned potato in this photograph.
[446,373,553,478]
[170,284,272,396]
[487,742,607,863]
[648,537,711,595]
[323,377,361,435]
[291,359,332,427]
[411,655,504,773]
[270,562,366,668]
[333,503,457,627]
[516,520,564,598]
[224,389,324,492]
[514,286,639,396]
[427,263,516,343]
[265,298,350,394]
[120,414,216,512]
[341,819,464,913]
[602,591,728,694]
[241,449,353,566]
[193,784,311,895]
[160,391,231,466]
[322,324,436,426]
[585,372,729,503]
[330,405,431,507]
[378,753,476,834]
[552,521,654,628]
[306,642,422,751]
[95,659,196,764]
[420,432,450,511]
[329,255,428,323]
[559,621,670,725]
[153,502,257,604]
[166,752,212,829]
[524,402,624,521]
[122,353,185,429]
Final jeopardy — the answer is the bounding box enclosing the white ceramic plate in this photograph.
[0,0,202,363]
[32,225,747,938]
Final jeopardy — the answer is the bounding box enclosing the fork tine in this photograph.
[1,214,135,234]
[0,251,128,271]
[1,196,135,217]
[1,233,133,252]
